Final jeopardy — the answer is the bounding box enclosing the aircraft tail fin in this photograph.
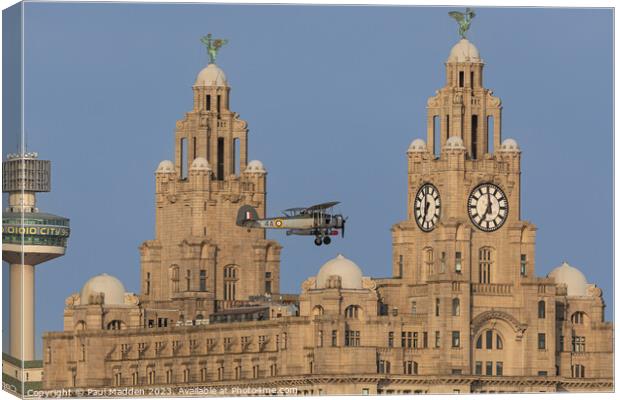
[236,205,260,227]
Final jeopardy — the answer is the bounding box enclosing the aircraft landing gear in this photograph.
[323,236,331,245]
[314,237,323,246]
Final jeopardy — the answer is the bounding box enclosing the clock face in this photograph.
[414,183,441,232]
[468,183,509,232]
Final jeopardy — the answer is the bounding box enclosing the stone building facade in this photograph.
[41,37,613,395]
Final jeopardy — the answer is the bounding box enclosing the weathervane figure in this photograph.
[200,33,228,64]
[448,8,476,39]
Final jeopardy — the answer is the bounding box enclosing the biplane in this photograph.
[236,201,347,246]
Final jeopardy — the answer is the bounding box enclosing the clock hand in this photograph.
[424,199,431,221]
[485,192,492,219]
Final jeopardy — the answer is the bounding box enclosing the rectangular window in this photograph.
[331,330,338,347]
[538,333,546,350]
[470,71,474,87]
[146,272,150,295]
[398,255,404,277]
[479,247,492,283]
[217,95,221,117]
[446,115,450,138]
[199,270,207,291]
[435,298,440,316]
[572,336,586,353]
[433,115,439,156]
[233,138,240,175]
[180,137,188,179]
[413,332,418,348]
[485,361,493,376]
[537,370,548,376]
[435,331,440,348]
[193,137,197,160]
[206,95,211,110]
[451,331,460,348]
[496,362,503,376]
[455,252,462,273]
[459,71,464,87]
[388,332,394,348]
[475,361,482,375]
[345,330,360,347]
[520,254,527,276]
[423,332,428,348]
[265,272,272,294]
[451,369,462,375]
[411,301,417,315]
[486,330,493,349]
[217,137,224,180]
[471,115,478,159]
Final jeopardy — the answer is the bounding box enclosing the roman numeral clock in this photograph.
[413,183,441,232]
[467,183,509,232]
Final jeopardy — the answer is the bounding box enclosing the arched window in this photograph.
[224,265,238,301]
[571,311,586,324]
[312,306,324,317]
[75,320,87,331]
[452,298,460,316]
[107,320,124,330]
[345,305,361,319]
[475,330,503,350]
[170,265,180,293]
[538,300,546,318]
[479,247,494,283]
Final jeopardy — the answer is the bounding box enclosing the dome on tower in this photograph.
[499,138,520,152]
[547,261,588,297]
[190,157,212,171]
[195,64,227,87]
[448,38,481,63]
[407,138,427,153]
[245,160,266,174]
[80,273,126,305]
[155,160,175,173]
[316,254,364,290]
[444,135,465,149]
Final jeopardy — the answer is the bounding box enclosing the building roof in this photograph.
[195,63,227,87]
[447,38,482,63]
[316,254,364,289]
[80,273,126,305]
[548,261,588,297]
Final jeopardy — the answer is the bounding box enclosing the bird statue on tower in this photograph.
[448,8,476,39]
[201,33,229,64]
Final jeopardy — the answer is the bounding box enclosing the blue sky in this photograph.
[2,4,613,357]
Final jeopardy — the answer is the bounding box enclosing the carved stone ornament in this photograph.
[65,293,81,307]
[302,277,316,291]
[362,277,377,290]
[427,94,440,107]
[471,310,527,339]
[124,293,140,306]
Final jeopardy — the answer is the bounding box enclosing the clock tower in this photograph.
[393,37,535,286]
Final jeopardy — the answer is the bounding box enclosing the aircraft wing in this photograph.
[305,201,340,212]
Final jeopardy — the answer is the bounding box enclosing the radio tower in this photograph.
[2,152,70,363]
